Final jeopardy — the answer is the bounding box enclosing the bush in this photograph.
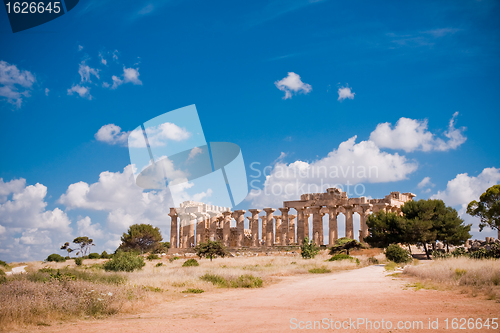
[146,253,159,261]
[46,253,66,262]
[451,247,468,258]
[432,250,451,259]
[309,267,331,274]
[169,256,180,263]
[103,252,145,272]
[328,253,354,261]
[0,260,8,267]
[88,253,100,259]
[155,262,164,267]
[230,274,263,288]
[0,269,6,284]
[75,257,83,266]
[368,256,380,264]
[100,251,110,259]
[182,259,199,267]
[385,244,412,263]
[301,237,320,259]
[200,273,228,287]
[182,288,204,293]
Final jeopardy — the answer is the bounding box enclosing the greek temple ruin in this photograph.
[169,188,416,249]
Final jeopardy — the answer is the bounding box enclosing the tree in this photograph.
[301,237,320,259]
[329,237,365,256]
[364,211,406,249]
[435,206,471,252]
[153,241,171,254]
[467,184,500,232]
[194,240,227,261]
[60,242,74,257]
[119,224,163,254]
[72,236,95,257]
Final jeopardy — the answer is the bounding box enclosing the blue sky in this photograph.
[1,0,499,262]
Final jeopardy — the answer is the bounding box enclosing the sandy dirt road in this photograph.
[30,265,500,333]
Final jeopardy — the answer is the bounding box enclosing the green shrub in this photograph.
[451,247,468,258]
[0,270,6,284]
[385,244,412,263]
[146,253,159,261]
[368,256,379,264]
[103,252,145,272]
[384,262,399,271]
[230,274,263,288]
[88,253,100,259]
[155,262,164,267]
[0,260,7,267]
[182,288,204,293]
[182,259,199,267]
[200,273,228,287]
[142,285,163,292]
[75,257,83,266]
[328,253,354,261]
[301,237,320,259]
[31,267,126,284]
[432,250,451,259]
[100,251,110,259]
[309,267,331,274]
[46,253,66,262]
[169,256,180,263]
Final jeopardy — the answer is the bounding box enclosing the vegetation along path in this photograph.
[30,264,500,333]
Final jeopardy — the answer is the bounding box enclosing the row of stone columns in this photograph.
[169,204,393,248]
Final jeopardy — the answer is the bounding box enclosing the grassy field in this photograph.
[403,257,500,300]
[0,249,384,331]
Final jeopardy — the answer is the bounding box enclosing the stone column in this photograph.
[222,211,232,247]
[260,215,266,246]
[169,208,178,249]
[359,207,371,242]
[188,213,196,248]
[195,212,208,245]
[296,208,305,245]
[248,209,261,247]
[208,212,219,241]
[179,213,191,248]
[328,207,338,246]
[304,210,311,242]
[263,208,276,247]
[288,214,296,244]
[311,206,322,246]
[274,215,282,245]
[279,208,289,246]
[345,207,354,239]
[233,210,246,248]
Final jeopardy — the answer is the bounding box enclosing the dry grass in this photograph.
[0,251,380,330]
[403,257,500,300]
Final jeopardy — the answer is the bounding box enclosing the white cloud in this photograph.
[0,60,36,108]
[45,88,49,96]
[110,67,142,89]
[248,136,418,207]
[431,168,500,237]
[275,72,312,99]
[95,124,129,145]
[369,113,466,152]
[77,216,104,239]
[99,52,107,65]
[128,122,191,148]
[78,45,84,51]
[417,176,434,193]
[78,61,99,83]
[188,147,202,160]
[0,179,73,261]
[337,86,355,101]
[58,165,174,232]
[67,84,91,100]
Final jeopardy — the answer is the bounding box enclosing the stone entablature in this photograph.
[169,188,416,249]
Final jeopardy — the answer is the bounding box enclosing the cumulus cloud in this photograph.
[78,61,100,83]
[128,122,191,148]
[431,167,500,236]
[369,113,466,152]
[0,60,36,108]
[77,216,104,239]
[110,67,142,89]
[188,147,202,160]
[417,176,434,193]
[95,124,129,145]
[337,86,355,101]
[58,165,174,232]
[67,84,91,100]
[248,136,418,207]
[275,72,312,99]
[0,179,74,261]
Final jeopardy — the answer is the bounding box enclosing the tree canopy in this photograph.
[329,237,365,255]
[467,184,500,232]
[194,240,227,261]
[70,237,95,257]
[364,211,406,248]
[119,224,163,254]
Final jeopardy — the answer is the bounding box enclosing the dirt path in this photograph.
[4,265,26,276]
[32,265,499,333]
